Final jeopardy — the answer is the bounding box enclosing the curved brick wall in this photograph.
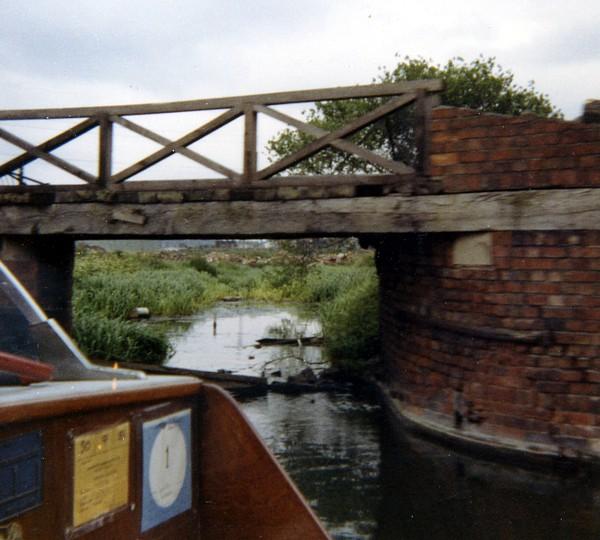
[377,232,600,461]
[377,105,600,462]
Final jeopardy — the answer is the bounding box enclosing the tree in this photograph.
[267,56,562,175]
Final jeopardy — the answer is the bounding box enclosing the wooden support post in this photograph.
[414,91,441,176]
[0,236,75,334]
[243,103,257,183]
[98,114,113,187]
[414,90,428,175]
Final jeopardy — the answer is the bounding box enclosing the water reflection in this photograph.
[162,303,600,539]
[163,303,324,379]
[240,392,382,539]
[376,427,600,539]
[242,391,600,540]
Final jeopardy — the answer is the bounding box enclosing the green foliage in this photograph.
[73,312,171,364]
[382,55,560,116]
[189,255,218,277]
[263,263,307,290]
[74,269,208,319]
[74,250,172,276]
[267,56,561,174]
[73,252,234,364]
[212,261,262,293]
[276,238,358,260]
[300,265,368,303]
[319,265,379,369]
[267,97,384,175]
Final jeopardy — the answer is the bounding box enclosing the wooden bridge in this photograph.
[0,81,445,238]
[1,81,598,240]
[2,83,600,464]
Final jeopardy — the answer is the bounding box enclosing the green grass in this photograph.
[74,269,209,319]
[73,312,171,364]
[319,267,379,370]
[74,250,174,275]
[188,255,218,277]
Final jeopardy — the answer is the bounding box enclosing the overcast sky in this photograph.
[3,0,599,117]
[1,1,598,182]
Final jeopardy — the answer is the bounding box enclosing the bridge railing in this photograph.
[0,81,442,190]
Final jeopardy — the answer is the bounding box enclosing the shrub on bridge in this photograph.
[268,56,560,175]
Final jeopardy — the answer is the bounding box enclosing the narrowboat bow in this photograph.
[0,260,330,540]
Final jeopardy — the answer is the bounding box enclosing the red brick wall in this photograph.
[378,232,600,460]
[429,107,600,193]
[378,106,600,460]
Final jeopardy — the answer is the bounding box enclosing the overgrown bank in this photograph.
[73,247,379,371]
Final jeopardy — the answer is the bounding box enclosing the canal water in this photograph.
[164,303,324,380]
[163,303,600,539]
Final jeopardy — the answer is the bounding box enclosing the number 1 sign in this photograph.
[141,409,192,532]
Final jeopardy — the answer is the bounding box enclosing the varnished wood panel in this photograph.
[198,384,330,540]
[0,389,200,539]
[0,376,202,424]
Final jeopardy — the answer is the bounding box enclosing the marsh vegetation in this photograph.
[72,244,379,370]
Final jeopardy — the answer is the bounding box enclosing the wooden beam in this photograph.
[256,93,417,179]
[110,115,241,181]
[103,174,406,192]
[414,90,427,174]
[98,114,113,186]
[254,104,414,176]
[0,80,443,120]
[243,104,257,183]
[0,175,410,205]
[0,118,97,177]
[0,127,97,184]
[4,188,600,237]
[111,107,243,183]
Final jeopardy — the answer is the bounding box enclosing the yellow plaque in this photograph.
[72,422,130,527]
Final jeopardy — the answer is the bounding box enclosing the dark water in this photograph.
[165,303,600,540]
[239,391,600,540]
[240,392,382,539]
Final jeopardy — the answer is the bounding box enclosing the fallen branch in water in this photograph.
[255,336,323,347]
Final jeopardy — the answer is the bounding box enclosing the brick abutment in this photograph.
[377,102,600,461]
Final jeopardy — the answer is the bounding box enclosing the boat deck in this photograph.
[0,374,330,539]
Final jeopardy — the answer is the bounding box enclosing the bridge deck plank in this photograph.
[1,188,599,237]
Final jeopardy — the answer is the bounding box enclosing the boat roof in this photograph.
[0,375,202,424]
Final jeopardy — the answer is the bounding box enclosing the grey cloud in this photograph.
[1,0,335,103]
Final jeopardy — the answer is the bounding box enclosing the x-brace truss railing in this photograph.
[0,80,442,188]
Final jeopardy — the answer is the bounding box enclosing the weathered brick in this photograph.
[430,152,461,166]
[379,223,600,458]
[569,383,600,396]
[536,381,570,393]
